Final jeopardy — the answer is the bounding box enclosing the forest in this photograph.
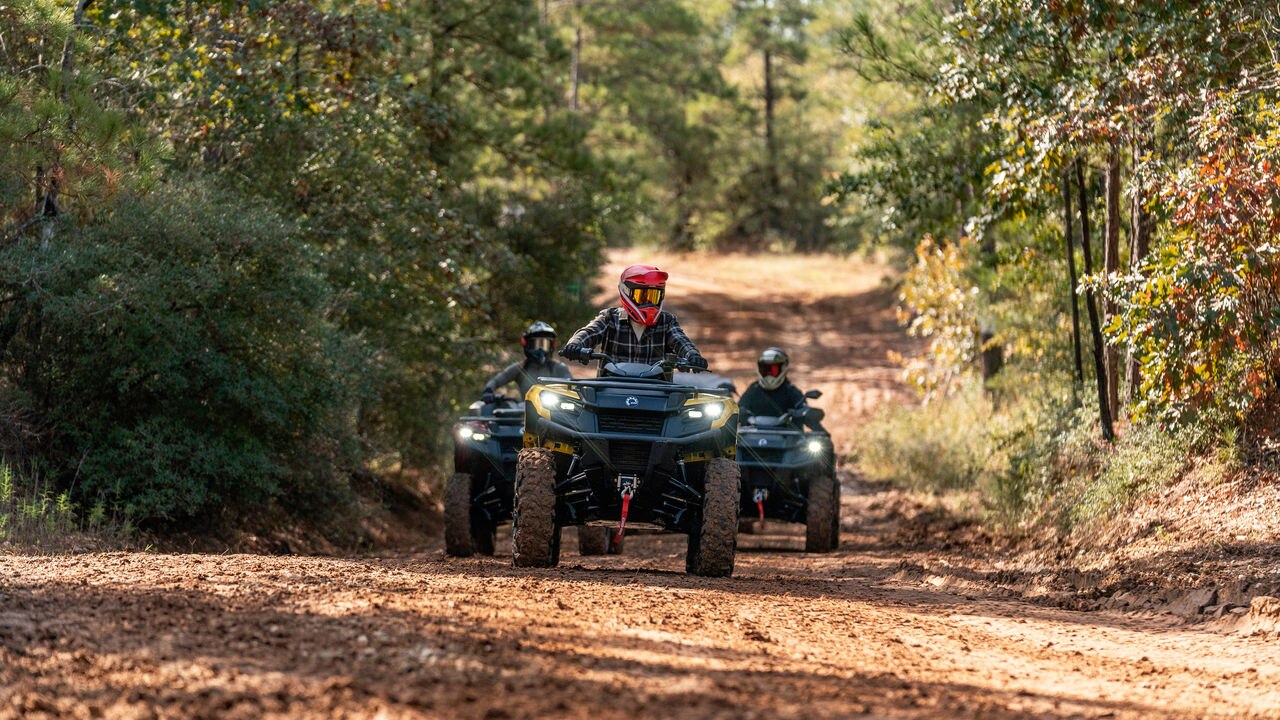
[3,0,1280,543]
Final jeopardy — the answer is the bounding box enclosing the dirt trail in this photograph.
[4,252,1280,719]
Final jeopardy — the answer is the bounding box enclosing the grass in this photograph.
[0,461,127,548]
[856,378,1229,534]
[856,386,997,493]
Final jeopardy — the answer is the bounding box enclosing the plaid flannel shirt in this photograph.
[567,307,700,365]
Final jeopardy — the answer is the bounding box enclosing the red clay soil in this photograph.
[3,252,1280,719]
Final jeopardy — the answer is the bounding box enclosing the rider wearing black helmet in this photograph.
[482,322,573,402]
[739,347,824,430]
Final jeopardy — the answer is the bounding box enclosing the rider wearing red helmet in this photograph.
[561,264,708,370]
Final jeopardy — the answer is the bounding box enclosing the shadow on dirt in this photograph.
[0,578,1187,720]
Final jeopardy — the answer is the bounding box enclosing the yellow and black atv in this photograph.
[514,352,741,576]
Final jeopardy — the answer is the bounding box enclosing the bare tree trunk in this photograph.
[1062,168,1084,391]
[1124,140,1153,403]
[763,47,779,234]
[570,2,582,112]
[1075,160,1115,442]
[1102,147,1121,421]
[59,0,93,102]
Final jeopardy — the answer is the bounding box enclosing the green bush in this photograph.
[0,182,363,526]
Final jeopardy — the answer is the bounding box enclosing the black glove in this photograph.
[684,354,709,370]
[561,344,592,364]
[481,389,497,404]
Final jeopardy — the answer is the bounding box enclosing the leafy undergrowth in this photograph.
[855,382,1280,603]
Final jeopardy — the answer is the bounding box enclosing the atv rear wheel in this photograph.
[512,448,560,568]
[686,457,739,577]
[577,526,610,556]
[444,473,474,557]
[472,519,497,557]
[805,474,839,553]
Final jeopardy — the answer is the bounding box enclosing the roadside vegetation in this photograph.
[0,0,886,543]
[845,1,1280,540]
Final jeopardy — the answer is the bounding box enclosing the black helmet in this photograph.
[522,321,556,364]
[756,347,789,390]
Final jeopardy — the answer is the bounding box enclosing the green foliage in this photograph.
[0,183,362,524]
[895,235,981,400]
[1103,95,1280,423]
[0,462,79,543]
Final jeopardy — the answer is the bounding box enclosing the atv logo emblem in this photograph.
[758,438,767,446]
[625,396,639,407]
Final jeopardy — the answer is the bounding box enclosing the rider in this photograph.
[739,347,824,430]
[561,264,708,371]
[482,321,573,402]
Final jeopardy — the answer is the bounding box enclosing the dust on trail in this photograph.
[3,252,1280,720]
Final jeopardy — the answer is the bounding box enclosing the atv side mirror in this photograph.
[805,389,822,399]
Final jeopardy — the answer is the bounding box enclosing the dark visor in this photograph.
[759,362,783,377]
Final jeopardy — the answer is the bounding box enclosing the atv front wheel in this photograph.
[805,474,839,553]
[444,473,474,557]
[686,457,739,577]
[512,448,560,568]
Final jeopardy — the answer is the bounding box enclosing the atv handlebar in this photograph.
[586,351,710,374]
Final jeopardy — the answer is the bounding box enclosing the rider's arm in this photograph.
[565,309,611,352]
[662,313,700,359]
[483,362,523,393]
[738,383,763,419]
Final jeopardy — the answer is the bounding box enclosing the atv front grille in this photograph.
[598,410,666,435]
[742,448,787,464]
[608,441,652,472]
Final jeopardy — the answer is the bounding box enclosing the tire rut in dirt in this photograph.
[805,473,838,553]
[513,448,560,567]
[444,472,474,557]
[687,457,740,577]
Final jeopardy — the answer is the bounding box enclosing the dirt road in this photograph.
[4,252,1280,719]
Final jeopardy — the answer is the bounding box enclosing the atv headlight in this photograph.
[703,402,724,419]
[458,426,474,440]
[539,390,577,412]
[807,439,824,454]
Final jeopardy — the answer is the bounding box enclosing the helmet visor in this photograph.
[759,362,784,378]
[626,285,664,307]
[528,336,555,352]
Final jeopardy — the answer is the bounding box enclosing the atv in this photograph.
[445,394,524,557]
[735,390,840,552]
[446,393,618,557]
[514,352,741,576]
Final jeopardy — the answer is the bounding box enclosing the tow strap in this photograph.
[614,491,632,545]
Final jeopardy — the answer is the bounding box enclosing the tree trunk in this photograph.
[1125,139,1153,403]
[1075,160,1115,442]
[763,47,779,234]
[570,20,581,112]
[1102,147,1121,421]
[1062,168,1084,390]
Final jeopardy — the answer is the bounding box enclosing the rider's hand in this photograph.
[561,343,591,364]
[684,354,709,370]
[481,390,497,404]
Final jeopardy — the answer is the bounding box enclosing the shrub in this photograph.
[0,182,363,526]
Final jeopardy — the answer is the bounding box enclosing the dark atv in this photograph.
[514,352,741,576]
[447,394,616,557]
[736,390,840,552]
[445,394,524,556]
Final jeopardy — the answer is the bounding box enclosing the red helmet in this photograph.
[618,264,668,327]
